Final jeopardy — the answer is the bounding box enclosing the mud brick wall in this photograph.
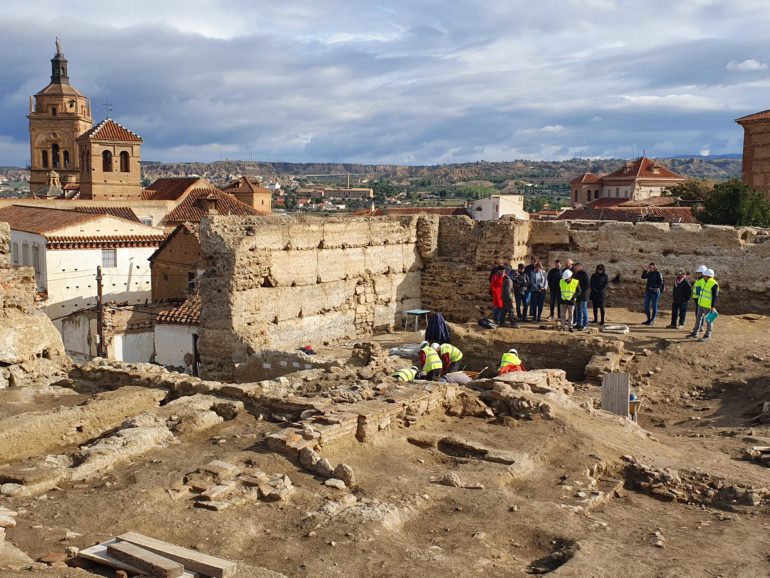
[198,215,423,381]
[530,220,770,314]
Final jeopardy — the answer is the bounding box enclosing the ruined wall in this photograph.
[0,223,69,386]
[530,220,770,313]
[197,215,422,381]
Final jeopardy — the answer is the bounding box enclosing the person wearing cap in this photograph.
[418,341,443,380]
[689,269,719,340]
[667,268,692,329]
[434,342,464,374]
[393,366,419,382]
[498,348,526,375]
[558,269,579,332]
[641,263,665,325]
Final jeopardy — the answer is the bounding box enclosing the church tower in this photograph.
[28,39,92,195]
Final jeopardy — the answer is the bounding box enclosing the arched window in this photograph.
[52,144,60,168]
[42,150,49,168]
[102,150,113,172]
[119,151,130,172]
[63,150,70,168]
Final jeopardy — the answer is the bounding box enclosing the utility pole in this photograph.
[96,266,105,358]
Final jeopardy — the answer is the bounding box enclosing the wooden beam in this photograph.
[107,541,185,578]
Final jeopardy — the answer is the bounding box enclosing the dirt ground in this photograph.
[0,307,769,577]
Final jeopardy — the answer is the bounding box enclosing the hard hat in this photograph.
[703,268,714,277]
[562,270,573,280]
[431,343,440,350]
[419,341,429,349]
[695,265,707,274]
[508,348,518,354]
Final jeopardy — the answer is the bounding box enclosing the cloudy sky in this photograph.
[1,0,769,166]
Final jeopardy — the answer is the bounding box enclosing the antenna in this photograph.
[102,99,113,117]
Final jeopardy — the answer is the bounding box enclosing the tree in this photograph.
[664,178,713,201]
[697,179,770,227]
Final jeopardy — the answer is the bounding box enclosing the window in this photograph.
[51,107,57,116]
[11,242,18,265]
[42,150,49,168]
[21,242,29,266]
[102,150,113,172]
[187,272,197,294]
[31,245,41,274]
[52,144,60,169]
[139,216,153,226]
[63,150,70,168]
[101,248,117,268]
[119,151,130,172]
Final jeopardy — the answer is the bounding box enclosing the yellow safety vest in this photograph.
[393,368,418,382]
[559,278,579,301]
[421,347,443,373]
[499,352,522,369]
[693,277,704,298]
[697,278,718,309]
[438,344,463,362]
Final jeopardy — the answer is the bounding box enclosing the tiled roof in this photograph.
[141,177,203,201]
[620,196,678,207]
[62,183,80,191]
[383,207,470,216]
[222,176,271,195]
[156,294,201,325]
[149,223,199,262]
[77,118,142,143]
[557,206,697,224]
[0,204,99,234]
[570,172,601,185]
[164,188,267,223]
[46,234,165,250]
[736,109,770,124]
[602,157,683,181]
[72,206,140,222]
[586,198,626,208]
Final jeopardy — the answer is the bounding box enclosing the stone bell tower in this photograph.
[28,39,93,195]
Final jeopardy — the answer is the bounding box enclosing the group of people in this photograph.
[490,257,609,332]
[392,341,526,382]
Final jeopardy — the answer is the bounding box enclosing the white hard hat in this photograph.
[508,348,518,354]
[695,265,707,274]
[431,343,440,350]
[419,341,429,349]
[703,268,715,277]
[562,270,573,280]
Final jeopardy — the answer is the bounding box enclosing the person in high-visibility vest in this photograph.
[558,270,580,332]
[688,268,719,341]
[418,341,443,380]
[498,348,526,375]
[690,264,707,332]
[434,343,464,374]
[392,366,419,382]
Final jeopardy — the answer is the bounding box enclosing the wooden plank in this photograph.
[107,541,185,578]
[78,540,199,577]
[601,373,630,418]
[117,532,237,578]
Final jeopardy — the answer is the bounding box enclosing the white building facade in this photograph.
[470,195,528,221]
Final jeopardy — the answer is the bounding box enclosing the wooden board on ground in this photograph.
[79,540,198,577]
[107,541,185,578]
[117,531,237,578]
[602,373,631,419]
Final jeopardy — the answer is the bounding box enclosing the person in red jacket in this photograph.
[489,268,506,324]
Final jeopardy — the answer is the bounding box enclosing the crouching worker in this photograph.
[392,366,419,382]
[498,348,526,375]
[418,341,443,381]
[435,343,463,374]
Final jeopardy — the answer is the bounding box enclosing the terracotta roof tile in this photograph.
[736,109,770,124]
[142,177,204,201]
[157,294,201,325]
[164,188,267,223]
[45,234,166,250]
[586,198,626,208]
[77,118,142,143]
[0,204,100,234]
[570,172,601,185]
[557,206,696,224]
[72,206,140,222]
[602,157,683,181]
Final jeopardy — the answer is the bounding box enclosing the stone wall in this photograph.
[197,215,422,381]
[0,223,69,386]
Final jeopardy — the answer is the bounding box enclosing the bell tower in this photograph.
[28,39,92,195]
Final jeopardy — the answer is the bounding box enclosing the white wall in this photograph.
[113,331,154,363]
[471,195,528,221]
[56,314,94,361]
[9,231,47,290]
[155,324,197,369]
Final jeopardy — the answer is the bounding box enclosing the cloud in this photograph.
[0,0,767,165]
[727,59,768,71]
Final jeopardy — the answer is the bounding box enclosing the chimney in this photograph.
[198,193,219,215]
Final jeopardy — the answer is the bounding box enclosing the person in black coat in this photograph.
[546,259,563,320]
[667,268,692,328]
[590,264,609,324]
[641,262,665,325]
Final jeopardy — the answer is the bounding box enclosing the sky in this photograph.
[1,0,769,166]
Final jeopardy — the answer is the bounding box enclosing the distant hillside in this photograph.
[140,156,742,185]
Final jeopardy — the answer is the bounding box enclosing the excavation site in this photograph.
[0,215,769,577]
